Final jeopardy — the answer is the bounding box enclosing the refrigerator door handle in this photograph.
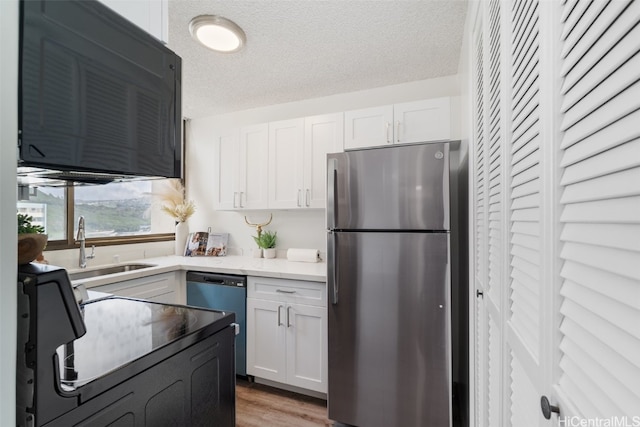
[328,231,338,305]
[327,158,338,229]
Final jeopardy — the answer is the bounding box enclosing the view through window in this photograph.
[17,180,175,245]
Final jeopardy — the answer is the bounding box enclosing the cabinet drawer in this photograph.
[248,277,326,307]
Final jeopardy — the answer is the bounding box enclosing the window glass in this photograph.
[17,187,66,240]
[73,180,175,239]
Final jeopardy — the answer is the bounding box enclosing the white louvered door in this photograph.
[505,0,548,425]
[485,1,507,426]
[471,6,489,424]
[554,0,640,418]
[471,0,556,424]
[470,0,640,425]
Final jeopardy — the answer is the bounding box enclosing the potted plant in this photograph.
[17,213,48,264]
[252,230,277,258]
[261,231,277,259]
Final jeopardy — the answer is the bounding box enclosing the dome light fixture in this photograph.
[189,15,246,53]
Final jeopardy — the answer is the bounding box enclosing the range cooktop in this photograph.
[57,296,232,390]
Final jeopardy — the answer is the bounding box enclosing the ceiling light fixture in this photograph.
[189,15,246,53]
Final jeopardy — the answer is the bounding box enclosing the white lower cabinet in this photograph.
[91,271,181,304]
[246,277,327,393]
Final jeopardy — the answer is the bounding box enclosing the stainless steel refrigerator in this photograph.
[327,143,453,427]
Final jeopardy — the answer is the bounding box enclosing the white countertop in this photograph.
[69,255,327,289]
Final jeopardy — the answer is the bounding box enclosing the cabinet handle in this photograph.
[239,192,244,208]
[277,305,283,326]
[276,289,296,294]
[305,189,310,207]
[287,306,292,328]
[385,122,391,144]
[297,189,302,207]
[396,121,401,143]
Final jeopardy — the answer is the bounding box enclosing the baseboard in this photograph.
[252,377,327,400]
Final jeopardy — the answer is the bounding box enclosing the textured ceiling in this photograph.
[168,0,468,119]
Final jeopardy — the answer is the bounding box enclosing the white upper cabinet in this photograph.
[214,124,269,210]
[214,130,240,210]
[239,124,269,209]
[269,119,305,209]
[303,113,344,208]
[98,0,168,43]
[343,106,394,150]
[344,97,451,150]
[268,113,344,209]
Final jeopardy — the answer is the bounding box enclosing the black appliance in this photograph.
[17,263,236,427]
[18,0,182,185]
[186,272,247,377]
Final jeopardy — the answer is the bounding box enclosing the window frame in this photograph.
[43,186,175,251]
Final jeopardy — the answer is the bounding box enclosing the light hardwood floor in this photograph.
[236,378,333,427]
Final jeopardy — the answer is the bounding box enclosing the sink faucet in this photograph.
[76,216,95,268]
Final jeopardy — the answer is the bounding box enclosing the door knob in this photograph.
[540,396,560,419]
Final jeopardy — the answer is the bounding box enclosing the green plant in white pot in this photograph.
[260,231,277,259]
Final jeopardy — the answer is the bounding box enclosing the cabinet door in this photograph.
[304,113,344,208]
[214,129,240,210]
[268,119,304,209]
[344,106,393,150]
[286,303,327,393]
[246,298,287,383]
[393,98,451,144]
[239,124,269,209]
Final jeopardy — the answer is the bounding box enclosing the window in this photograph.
[17,179,176,249]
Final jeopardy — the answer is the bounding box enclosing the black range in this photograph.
[17,263,236,427]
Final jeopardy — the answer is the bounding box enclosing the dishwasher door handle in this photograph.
[203,278,225,285]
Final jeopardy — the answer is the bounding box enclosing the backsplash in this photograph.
[43,241,174,270]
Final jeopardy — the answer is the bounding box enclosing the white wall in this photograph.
[186,75,463,256]
[1,1,19,424]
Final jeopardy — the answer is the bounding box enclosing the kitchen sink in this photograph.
[68,263,156,281]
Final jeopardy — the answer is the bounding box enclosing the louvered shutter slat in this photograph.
[560,196,640,224]
[561,223,640,253]
[560,0,609,58]
[561,46,640,130]
[561,242,640,282]
[560,1,639,91]
[560,109,640,166]
[561,168,640,204]
[562,320,640,393]
[560,140,640,186]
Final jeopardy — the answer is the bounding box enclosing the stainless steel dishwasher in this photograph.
[186,271,247,377]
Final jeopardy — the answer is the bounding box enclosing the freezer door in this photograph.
[327,143,449,231]
[327,231,451,427]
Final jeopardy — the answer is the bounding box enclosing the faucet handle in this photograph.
[76,216,86,241]
[87,245,96,260]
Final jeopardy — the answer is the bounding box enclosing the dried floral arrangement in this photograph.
[153,179,196,222]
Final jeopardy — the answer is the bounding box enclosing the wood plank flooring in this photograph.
[236,378,333,427]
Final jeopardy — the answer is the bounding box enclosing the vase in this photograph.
[175,221,189,256]
[17,233,48,265]
[263,248,276,259]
